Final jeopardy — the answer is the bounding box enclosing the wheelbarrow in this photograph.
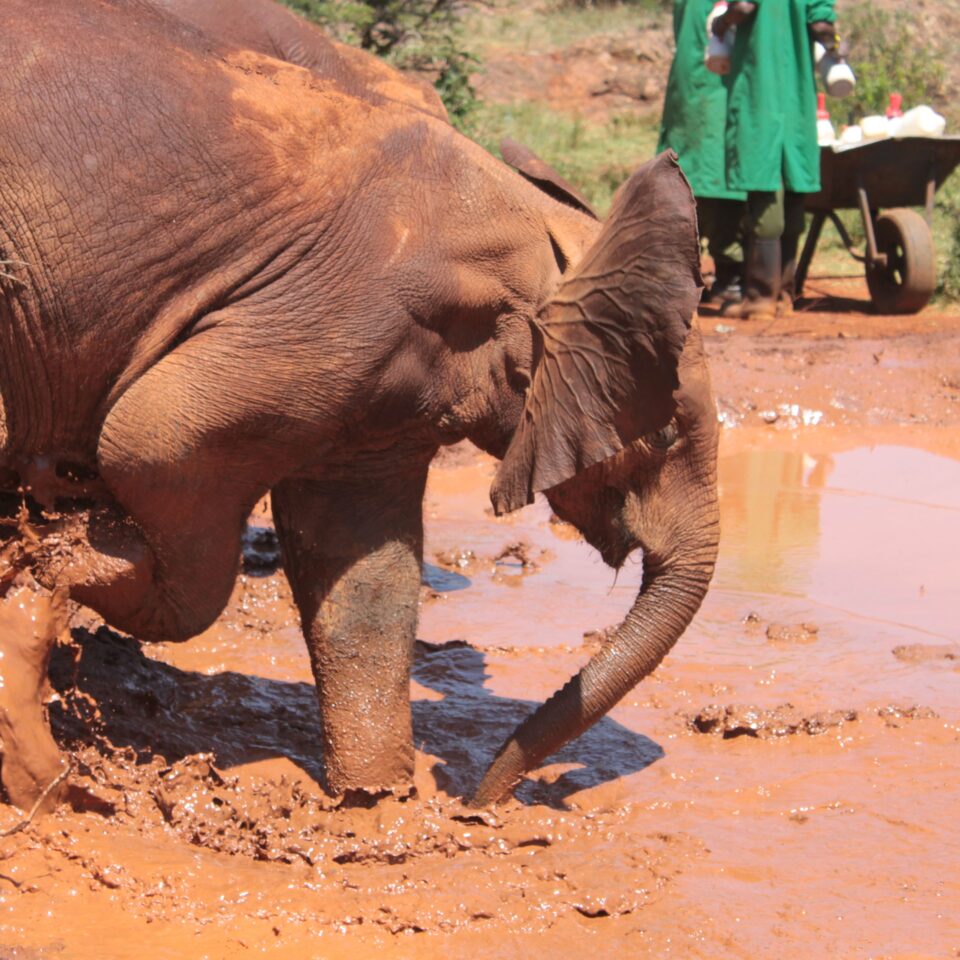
[796,136,960,313]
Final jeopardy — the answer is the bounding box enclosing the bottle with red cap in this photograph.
[816,92,836,146]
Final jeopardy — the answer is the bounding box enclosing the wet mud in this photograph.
[1,286,959,957]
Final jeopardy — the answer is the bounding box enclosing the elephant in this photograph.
[0,0,718,810]
[148,0,449,121]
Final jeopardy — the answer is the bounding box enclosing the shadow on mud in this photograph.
[413,641,663,806]
[794,292,872,314]
[49,628,662,810]
[697,283,874,319]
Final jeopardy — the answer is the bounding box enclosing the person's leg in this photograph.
[709,198,745,303]
[722,189,783,320]
[697,197,744,304]
[779,191,807,315]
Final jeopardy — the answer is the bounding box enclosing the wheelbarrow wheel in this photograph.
[865,208,936,314]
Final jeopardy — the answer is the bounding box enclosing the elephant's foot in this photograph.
[322,699,417,804]
[311,564,419,803]
[0,585,70,814]
[271,463,432,808]
[318,627,417,802]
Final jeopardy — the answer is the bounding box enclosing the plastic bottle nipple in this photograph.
[816,92,836,146]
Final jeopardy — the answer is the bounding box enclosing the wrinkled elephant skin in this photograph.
[150,0,449,120]
[0,0,716,809]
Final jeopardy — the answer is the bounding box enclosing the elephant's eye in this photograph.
[646,420,679,450]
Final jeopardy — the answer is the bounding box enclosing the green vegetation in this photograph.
[460,1,661,57]
[828,5,946,123]
[281,0,960,302]
[281,0,456,53]
[465,101,661,215]
[456,0,668,212]
[557,0,667,8]
[280,0,478,127]
[934,174,960,302]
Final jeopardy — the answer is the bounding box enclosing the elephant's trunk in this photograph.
[470,529,718,807]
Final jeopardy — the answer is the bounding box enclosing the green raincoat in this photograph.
[725,0,836,193]
[658,0,745,201]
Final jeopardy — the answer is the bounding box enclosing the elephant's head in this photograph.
[472,151,718,805]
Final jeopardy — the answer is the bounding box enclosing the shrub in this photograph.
[935,176,960,302]
[939,222,960,301]
[429,41,479,128]
[280,0,477,128]
[830,5,945,122]
[555,0,668,9]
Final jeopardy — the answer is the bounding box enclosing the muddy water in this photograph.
[0,430,958,958]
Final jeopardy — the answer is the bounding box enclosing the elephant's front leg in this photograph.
[272,458,431,801]
[272,468,427,800]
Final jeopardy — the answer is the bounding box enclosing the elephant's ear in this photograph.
[500,138,598,219]
[491,151,702,515]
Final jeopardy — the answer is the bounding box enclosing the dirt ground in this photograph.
[469,0,960,128]
[1,271,959,959]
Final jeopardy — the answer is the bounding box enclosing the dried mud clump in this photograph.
[492,541,539,569]
[6,735,701,935]
[687,703,858,739]
[765,622,820,645]
[13,624,702,936]
[491,540,549,584]
[433,546,479,571]
[892,644,960,664]
[876,704,939,727]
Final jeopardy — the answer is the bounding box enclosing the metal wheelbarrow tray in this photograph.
[796,136,960,313]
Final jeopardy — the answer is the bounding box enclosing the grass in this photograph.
[796,169,960,301]
[295,0,960,301]
[456,0,960,302]
[933,172,960,302]
[458,0,667,213]
[465,100,662,214]
[460,0,663,58]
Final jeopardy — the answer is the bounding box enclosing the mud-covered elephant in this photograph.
[149,0,449,120]
[150,0,600,221]
[0,0,718,809]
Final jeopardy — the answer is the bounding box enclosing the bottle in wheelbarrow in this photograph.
[866,208,937,314]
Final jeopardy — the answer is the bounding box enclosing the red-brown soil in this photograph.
[470,0,960,127]
[1,274,959,958]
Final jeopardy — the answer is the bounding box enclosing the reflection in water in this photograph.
[716,445,960,640]
[717,450,833,596]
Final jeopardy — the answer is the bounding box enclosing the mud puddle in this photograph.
[0,430,958,958]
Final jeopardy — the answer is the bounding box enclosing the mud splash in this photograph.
[0,586,69,813]
[1,422,959,955]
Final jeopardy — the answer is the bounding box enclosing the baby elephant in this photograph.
[0,0,717,810]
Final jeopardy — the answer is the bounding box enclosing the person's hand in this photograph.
[712,2,757,38]
[809,20,845,56]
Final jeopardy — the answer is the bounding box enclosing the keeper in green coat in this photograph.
[713,0,842,318]
[659,0,746,303]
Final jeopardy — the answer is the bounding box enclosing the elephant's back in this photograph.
[0,0,380,456]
